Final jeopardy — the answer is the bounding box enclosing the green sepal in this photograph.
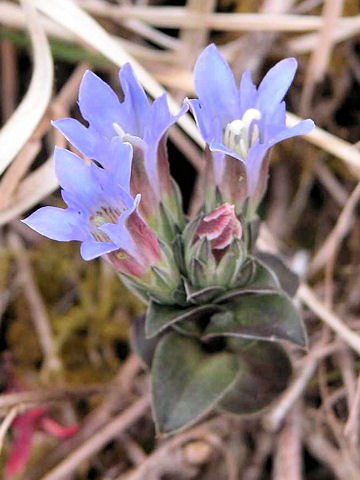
[217,340,292,415]
[216,239,246,288]
[145,301,222,339]
[172,319,203,338]
[216,259,279,303]
[151,332,238,435]
[131,314,165,368]
[158,201,177,243]
[255,251,299,297]
[231,257,256,289]
[172,234,185,274]
[204,292,307,347]
[246,217,260,250]
[119,274,150,305]
[170,177,186,229]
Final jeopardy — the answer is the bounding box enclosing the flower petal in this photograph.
[193,44,238,126]
[187,98,213,143]
[52,118,96,158]
[268,119,315,147]
[80,238,118,260]
[257,58,297,117]
[78,70,121,138]
[54,148,101,207]
[100,221,136,257]
[106,139,133,191]
[239,70,258,114]
[118,63,151,137]
[22,207,85,242]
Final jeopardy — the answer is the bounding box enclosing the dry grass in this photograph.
[0,0,360,479]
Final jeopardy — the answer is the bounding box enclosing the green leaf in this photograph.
[172,319,203,338]
[131,315,165,368]
[184,280,226,304]
[145,301,221,339]
[216,260,279,303]
[204,292,307,347]
[218,341,292,415]
[256,251,299,297]
[152,333,238,434]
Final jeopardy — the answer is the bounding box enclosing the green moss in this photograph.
[6,234,144,386]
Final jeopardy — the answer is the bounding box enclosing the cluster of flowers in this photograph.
[23,45,314,435]
[24,45,313,301]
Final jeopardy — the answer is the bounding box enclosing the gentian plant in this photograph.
[23,45,314,435]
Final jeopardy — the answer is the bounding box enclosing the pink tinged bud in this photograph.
[106,213,161,279]
[106,249,146,278]
[130,143,158,220]
[197,203,242,250]
[126,211,161,264]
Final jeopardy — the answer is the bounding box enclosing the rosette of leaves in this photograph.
[132,219,307,435]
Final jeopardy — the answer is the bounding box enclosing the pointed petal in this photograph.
[148,94,187,145]
[52,118,96,158]
[210,141,242,160]
[78,70,121,138]
[268,119,315,147]
[271,101,287,128]
[107,139,133,191]
[54,148,100,206]
[187,98,213,143]
[118,63,151,136]
[193,44,238,125]
[22,207,85,242]
[80,238,117,260]
[239,70,257,113]
[100,221,136,257]
[257,58,297,116]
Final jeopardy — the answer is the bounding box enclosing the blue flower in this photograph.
[188,44,314,199]
[22,144,160,274]
[53,64,187,199]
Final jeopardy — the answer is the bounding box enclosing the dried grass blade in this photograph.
[0,0,53,175]
[287,113,360,179]
[0,158,58,227]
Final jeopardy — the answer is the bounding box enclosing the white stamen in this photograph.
[241,108,261,128]
[223,108,262,158]
[113,122,126,138]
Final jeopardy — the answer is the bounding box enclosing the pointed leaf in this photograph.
[131,315,165,368]
[173,319,203,338]
[205,292,307,347]
[218,341,292,415]
[255,251,299,297]
[145,301,220,339]
[152,333,238,434]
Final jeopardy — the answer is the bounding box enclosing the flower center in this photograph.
[223,108,262,158]
[89,206,122,242]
